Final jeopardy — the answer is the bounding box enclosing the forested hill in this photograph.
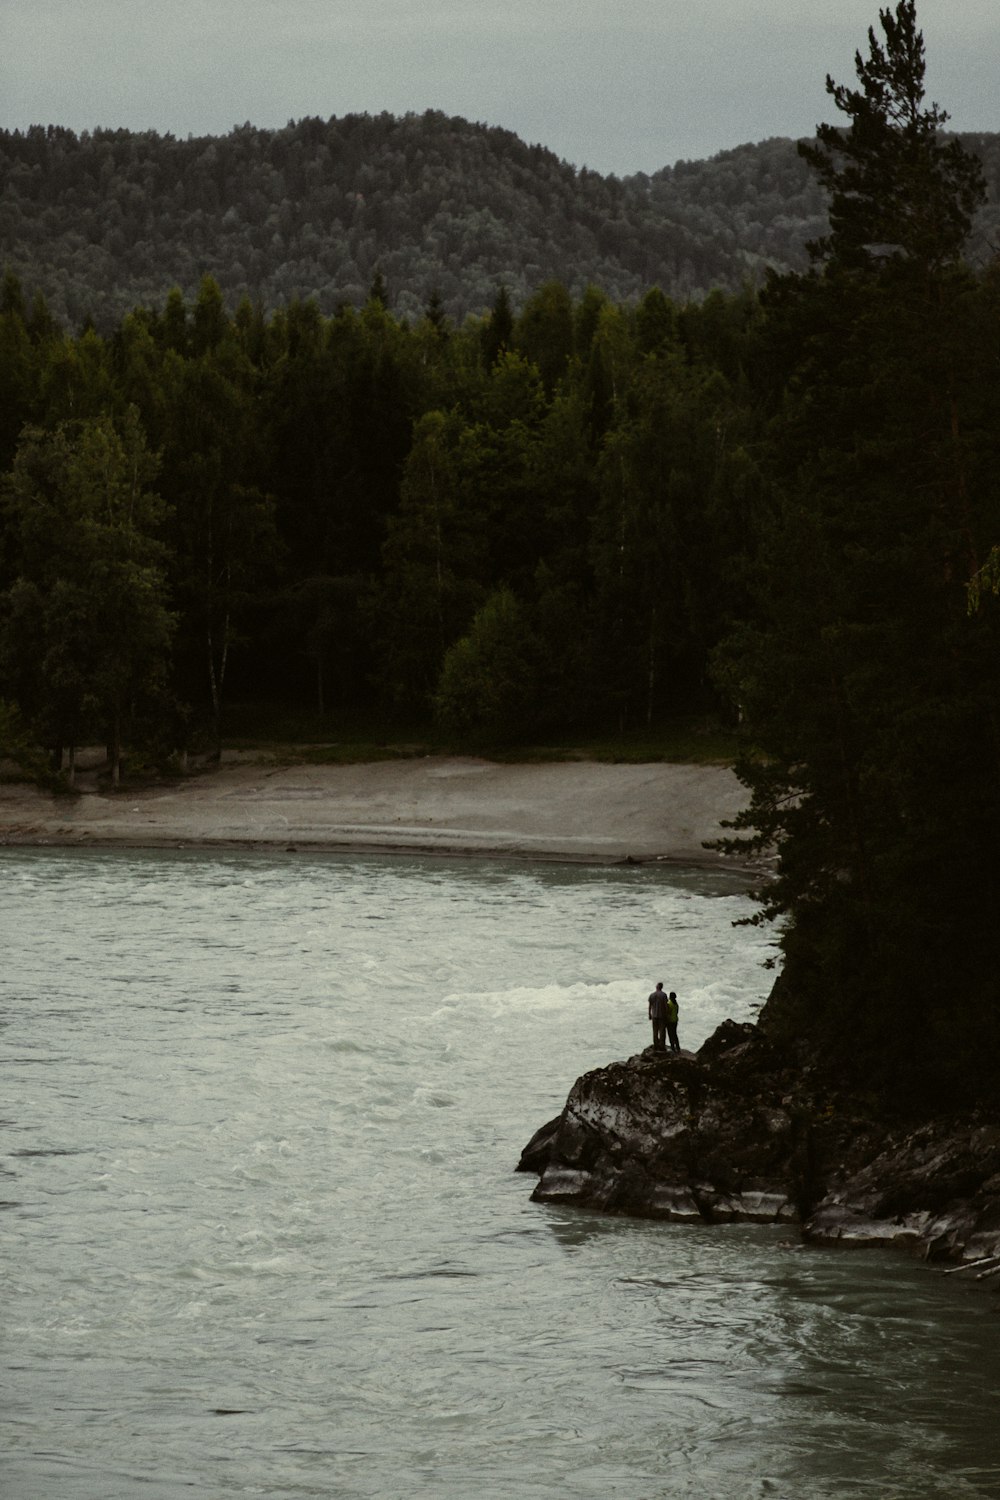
[3,111,998,330]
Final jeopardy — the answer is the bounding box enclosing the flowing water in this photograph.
[3,846,999,1499]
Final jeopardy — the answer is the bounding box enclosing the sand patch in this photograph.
[0,756,753,866]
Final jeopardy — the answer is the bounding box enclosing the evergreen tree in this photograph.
[480,285,514,369]
[0,275,38,473]
[158,323,277,749]
[374,409,488,713]
[717,1,1000,1100]
[514,281,574,395]
[367,268,390,309]
[798,0,985,271]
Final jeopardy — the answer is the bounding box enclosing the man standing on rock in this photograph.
[666,991,680,1053]
[648,981,669,1051]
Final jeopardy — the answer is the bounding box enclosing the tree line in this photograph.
[0,269,761,775]
[2,111,998,331]
[2,1,999,1102]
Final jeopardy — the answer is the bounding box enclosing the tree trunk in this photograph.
[110,708,122,786]
[646,604,657,728]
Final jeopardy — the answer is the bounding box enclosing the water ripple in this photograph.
[3,846,999,1499]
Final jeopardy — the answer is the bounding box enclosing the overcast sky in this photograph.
[2,0,996,176]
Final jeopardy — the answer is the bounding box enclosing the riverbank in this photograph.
[0,753,752,865]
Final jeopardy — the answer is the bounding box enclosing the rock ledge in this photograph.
[518,1020,1000,1285]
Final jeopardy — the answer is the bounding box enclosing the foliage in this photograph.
[2,113,997,332]
[0,697,53,783]
[0,409,174,780]
[799,0,986,270]
[714,2,1000,1102]
[0,268,759,761]
[434,589,540,742]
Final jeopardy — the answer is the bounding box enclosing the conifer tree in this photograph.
[718,1,1000,1099]
[480,286,514,369]
[798,0,985,271]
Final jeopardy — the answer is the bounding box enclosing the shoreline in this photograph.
[0,754,754,868]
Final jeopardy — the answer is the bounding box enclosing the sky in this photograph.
[2,0,996,177]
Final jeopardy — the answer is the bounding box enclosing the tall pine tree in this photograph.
[718,2,1000,1100]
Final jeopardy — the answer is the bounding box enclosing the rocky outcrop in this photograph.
[517,1020,1000,1286]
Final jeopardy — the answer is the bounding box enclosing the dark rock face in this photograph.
[518,1021,1000,1286]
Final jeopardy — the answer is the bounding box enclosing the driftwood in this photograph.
[944,1255,1000,1280]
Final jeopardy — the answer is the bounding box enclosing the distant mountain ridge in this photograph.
[2,110,998,329]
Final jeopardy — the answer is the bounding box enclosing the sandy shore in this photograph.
[0,754,752,866]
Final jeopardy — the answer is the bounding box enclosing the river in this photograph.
[3,846,999,1498]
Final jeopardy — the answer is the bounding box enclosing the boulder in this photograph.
[518,1020,1000,1281]
[519,1023,806,1224]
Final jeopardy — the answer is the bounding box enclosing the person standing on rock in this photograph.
[648,982,669,1052]
[666,991,680,1053]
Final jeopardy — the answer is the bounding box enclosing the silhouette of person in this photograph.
[648,981,669,1051]
[665,991,680,1053]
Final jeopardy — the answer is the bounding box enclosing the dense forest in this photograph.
[0,267,759,759]
[2,2,1000,1103]
[1,110,999,329]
